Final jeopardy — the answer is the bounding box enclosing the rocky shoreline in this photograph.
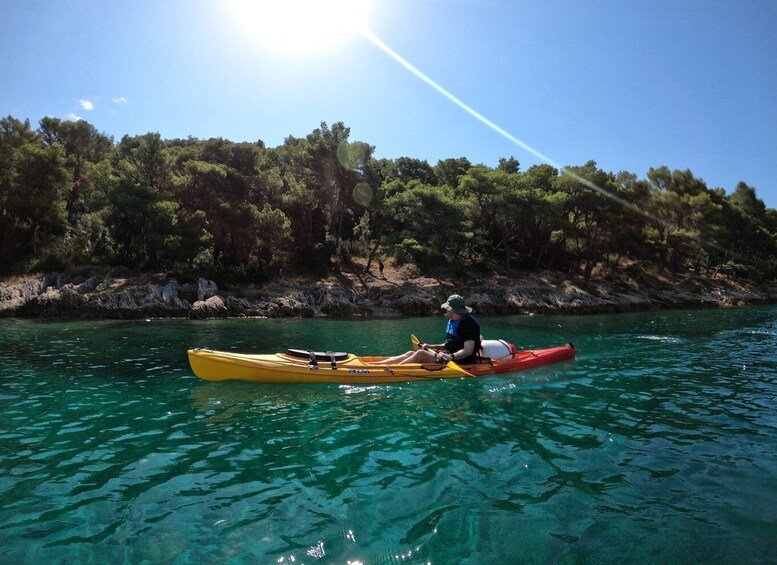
[1,268,774,320]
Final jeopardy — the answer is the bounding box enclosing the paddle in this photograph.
[410,334,475,378]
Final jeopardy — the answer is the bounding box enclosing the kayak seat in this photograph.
[286,349,349,361]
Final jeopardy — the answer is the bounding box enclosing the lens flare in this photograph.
[360,28,678,229]
[337,140,366,170]
[353,182,373,206]
[362,26,744,259]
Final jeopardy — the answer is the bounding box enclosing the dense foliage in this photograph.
[1,115,775,282]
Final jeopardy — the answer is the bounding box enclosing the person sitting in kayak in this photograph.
[373,294,481,365]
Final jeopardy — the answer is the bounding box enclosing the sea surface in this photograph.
[1,306,776,564]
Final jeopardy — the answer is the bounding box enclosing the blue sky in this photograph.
[2,0,776,208]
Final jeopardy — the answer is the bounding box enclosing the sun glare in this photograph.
[228,0,370,55]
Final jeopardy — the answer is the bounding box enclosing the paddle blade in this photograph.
[447,360,475,378]
[411,334,420,350]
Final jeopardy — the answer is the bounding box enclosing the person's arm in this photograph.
[420,342,444,351]
[438,317,479,361]
[438,340,475,362]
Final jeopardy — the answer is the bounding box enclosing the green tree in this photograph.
[729,181,767,222]
[390,156,437,184]
[108,133,183,267]
[37,118,116,267]
[712,184,777,279]
[383,182,472,270]
[457,165,523,270]
[271,122,374,270]
[434,157,472,188]
[38,117,113,221]
[59,159,115,266]
[497,156,520,174]
[2,113,775,284]
[253,203,293,271]
[172,140,292,275]
[511,166,568,270]
[608,171,654,269]
[646,167,713,273]
[556,161,622,279]
[0,117,69,271]
[272,135,329,271]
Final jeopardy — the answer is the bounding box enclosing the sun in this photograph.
[227,0,371,56]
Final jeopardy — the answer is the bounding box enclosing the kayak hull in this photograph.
[187,343,576,384]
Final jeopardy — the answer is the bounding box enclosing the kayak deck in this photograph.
[187,343,576,384]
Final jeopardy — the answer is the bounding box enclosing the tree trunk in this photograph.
[365,240,380,273]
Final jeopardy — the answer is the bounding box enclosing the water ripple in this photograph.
[1,309,776,563]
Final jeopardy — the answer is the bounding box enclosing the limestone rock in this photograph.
[379,292,437,316]
[148,279,190,310]
[264,295,314,318]
[0,278,47,311]
[76,276,101,294]
[313,284,357,316]
[0,268,774,319]
[198,278,219,302]
[191,295,228,319]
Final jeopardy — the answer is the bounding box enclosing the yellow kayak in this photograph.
[187,342,576,384]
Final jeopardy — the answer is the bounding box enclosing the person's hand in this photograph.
[421,343,429,351]
[436,352,452,363]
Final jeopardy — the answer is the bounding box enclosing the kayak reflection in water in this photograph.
[372,294,482,365]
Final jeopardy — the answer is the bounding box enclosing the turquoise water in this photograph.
[1,306,776,564]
